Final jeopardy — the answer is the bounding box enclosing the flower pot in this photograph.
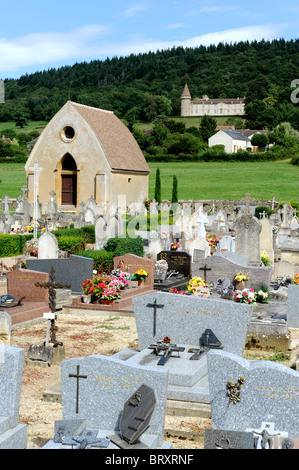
[82,295,91,304]
[101,299,114,305]
[138,279,145,287]
[235,281,247,291]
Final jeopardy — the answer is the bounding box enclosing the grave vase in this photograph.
[82,295,91,304]
[235,281,247,291]
[138,279,145,287]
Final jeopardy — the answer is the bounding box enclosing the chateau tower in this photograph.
[181,83,192,117]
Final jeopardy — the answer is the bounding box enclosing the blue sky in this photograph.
[0,0,298,80]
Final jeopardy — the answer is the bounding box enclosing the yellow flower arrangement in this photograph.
[131,269,149,281]
[235,272,250,282]
[187,277,206,293]
[294,273,299,285]
[261,250,270,266]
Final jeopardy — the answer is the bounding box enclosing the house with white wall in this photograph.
[208,129,252,153]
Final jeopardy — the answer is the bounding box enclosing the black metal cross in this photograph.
[146,299,164,337]
[35,265,70,346]
[69,365,88,414]
[198,264,211,283]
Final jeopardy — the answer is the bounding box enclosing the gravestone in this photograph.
[0,312,12,345]
[26,255,94,294]
[0,345,27,448]
[155,251,192,291]
[273,260,294,279]
[196,254,272,290]
[260,216,274,264]
[6,269,49,303]
[38,231,58,259]
[287,285,299,328]
[113,253,155,290]
[207,349,299,436]
[234,214,262,266]
[95,215,107,249]
[217,235,235,253]
[123,292,252,403]
[43,354,171,449]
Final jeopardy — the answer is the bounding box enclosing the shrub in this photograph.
[0,234,33,257]
[104,236,144,257]
[76,249,115,272]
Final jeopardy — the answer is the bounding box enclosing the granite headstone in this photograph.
[0,345,27,448]
[207,349,299,436]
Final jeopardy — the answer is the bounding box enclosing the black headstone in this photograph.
[157,251,191,277]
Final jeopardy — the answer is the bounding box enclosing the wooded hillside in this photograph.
[1,39,298,128]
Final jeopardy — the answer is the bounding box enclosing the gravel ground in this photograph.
[10,312,211,449]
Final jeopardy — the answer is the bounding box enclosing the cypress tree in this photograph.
[171,175,178,204]
[154,167,161,205]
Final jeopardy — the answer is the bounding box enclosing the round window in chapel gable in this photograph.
[61,126,76,142]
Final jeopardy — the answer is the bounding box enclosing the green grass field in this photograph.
[1,160,298,203]
[148,161,299,202]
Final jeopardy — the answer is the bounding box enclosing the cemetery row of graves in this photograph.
[1,192,299,449]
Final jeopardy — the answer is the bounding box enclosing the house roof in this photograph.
[222,130,251,141]
[70,102,150,174]
[235,129,268,137]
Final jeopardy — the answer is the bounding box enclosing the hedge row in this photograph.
[0,234,33,257]
[77,236,145,272]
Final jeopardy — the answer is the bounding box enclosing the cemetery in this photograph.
[1,189,299,451]
[0,95,299,449]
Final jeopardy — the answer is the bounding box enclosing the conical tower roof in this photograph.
[181,83,191,98]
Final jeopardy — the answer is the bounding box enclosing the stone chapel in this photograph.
[25,101,150,210]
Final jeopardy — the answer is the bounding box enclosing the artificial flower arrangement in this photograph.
[171,242,180,250]
[294,273,299,285]
[234,272,250,282]
[255,290,269,303]
[101,286,121,300]
[111,268,130,288]
[169,288,187,295]
[157,336,171,344]
[260,250,270,266]
[187,276,207,294]
[206,233,220,250]
[233,288,256,305]
[131,269,149,281]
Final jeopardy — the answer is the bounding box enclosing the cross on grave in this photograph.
[11,220,22,232]
[28,162,44,239]
[146,299,164,337]
[69,365,88,414]
[148,342,185,366]
[35,266,70,346]
[198,264,211,283]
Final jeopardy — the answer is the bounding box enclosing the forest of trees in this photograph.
[0,38,298,130]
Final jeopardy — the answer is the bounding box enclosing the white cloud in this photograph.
[164,23,185,30]
[0,25,111,73]
[121,3,149,18]
[0,23,286,76]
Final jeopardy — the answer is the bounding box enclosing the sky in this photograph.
[0,0,298,80]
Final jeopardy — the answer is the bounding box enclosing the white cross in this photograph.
[28,162,44,239]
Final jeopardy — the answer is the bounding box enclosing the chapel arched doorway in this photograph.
[61,153,77,205]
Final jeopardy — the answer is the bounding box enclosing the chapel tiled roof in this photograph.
[70,102,150,174]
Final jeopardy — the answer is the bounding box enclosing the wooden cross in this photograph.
[146,299,164,337]
[198,264,211,283]
[69,365,88,414]
[35,266,70,346]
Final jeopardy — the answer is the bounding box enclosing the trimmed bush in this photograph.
[0,234,33,257]
[76,249,115,272]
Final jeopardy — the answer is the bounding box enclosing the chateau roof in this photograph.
[70,102,150,174]
[181,83,191,98]
[192,97,245,105]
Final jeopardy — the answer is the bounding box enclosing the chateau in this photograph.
[181,84,245,117]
